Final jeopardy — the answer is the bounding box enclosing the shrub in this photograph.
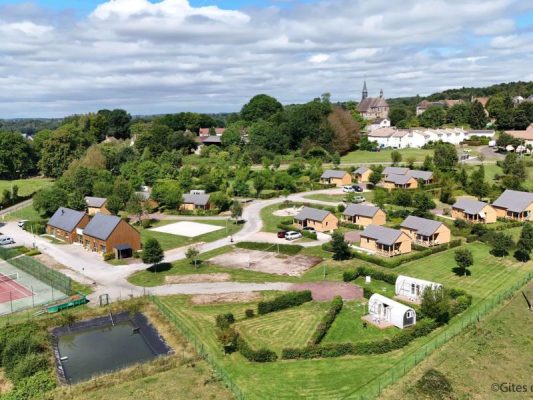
[339,221,364,230]
[466,234,477,243]
[23,221,46,235]
[454,219,468,229]
[236,337,277,362]
[301,230,317,240]
[1,370,56,400]
[10,353,49,382]
[215,313,235,330]
[216,327,239,354]
[245,309,255,318]
[308,296,343,345]
[141,219,152,229]
[103,252,115,261]
[414,369,455,399]
[257,291,312,315]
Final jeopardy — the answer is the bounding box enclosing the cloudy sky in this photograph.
[0,0,532,118]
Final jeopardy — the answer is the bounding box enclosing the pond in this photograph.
[52,312,171,384]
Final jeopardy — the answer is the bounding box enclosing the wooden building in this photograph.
[46,207,90,244]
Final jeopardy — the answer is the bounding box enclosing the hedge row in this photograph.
[257,291,312,315]
[339,221,364,231]
[351,239,462,269]
[282,319,438,360]
[343,266,398,285]
[308,296,343,345]
[215,313,235,330]
[236,336,278,362]
[235,241,303,256]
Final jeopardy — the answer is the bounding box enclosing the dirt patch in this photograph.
[289,282,364,301]
[34,253,66,271]
[273,207,301,217]
[0,369,13,395]
[208,249,322,277]
[190,292,262,305]
[165,273,231,284]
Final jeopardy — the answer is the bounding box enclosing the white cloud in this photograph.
[0,0,529,117]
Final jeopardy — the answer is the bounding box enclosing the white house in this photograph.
[395,275,443,303]
[367,118,391,132]
[367,294,416,329]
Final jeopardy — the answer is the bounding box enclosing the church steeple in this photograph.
[362,81,368,100]
[380,88,383,99]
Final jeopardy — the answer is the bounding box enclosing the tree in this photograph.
[468,101,489,129]
[389,107,409,126]
[422,155,433,171]
[106,195,123,215]
[446,103,470,126]
[241,94,283,122]
[67,191,87,211]
[151,180,183,210]
[419,106,446,128]
[433,142,458,172]
[420,287,451,324]
[514,224,533,262]
[33,186,68,217]
[390,150,402,166]
[186,246,200,269]
[454,248,473,276]
[248,120,289,154]
[0,132,36,179]
[412,191,436,215]
[126,193,144,224]
[373,188,389,209]
[331,152,341,167]
[252,171,269,198]
[469,166,490,200]
[230,201,243,223]
[358,135,377,151]
[331,231,351,261]
[368,165,384,186]
[142,238,164,267]
[489,232,514,257]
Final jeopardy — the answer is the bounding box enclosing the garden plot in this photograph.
[289,282,364,301]
[208,249,321,276]
[150,221,223,237]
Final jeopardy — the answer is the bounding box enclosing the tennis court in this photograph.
[0,255,69,315]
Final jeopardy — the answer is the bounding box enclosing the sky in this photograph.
[0,0,532,118]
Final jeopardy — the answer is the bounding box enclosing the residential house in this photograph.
[492,189,533,221]
[400,216,451,247]
[359,225,412,257]
[383,167,409,176]
[181,191,211,211]
[367,118,391,132]
[367,294,416,329]
[395,275,443,303]
[505,124,533,147]
[294,207,338,233]
[354,166,371,183]
[199,136,222,146]
[85,197,110,216]
[416,99,464,116]
[199,127,226,137]
[382,174,418,190]
[320,170,352,186]
[451,198,496,224]
[357,82,389,120]
[466,129,496,139]
[343,204,386,227]
[46,207,90,244]
[82,213,141,258]
[407,170,433,184]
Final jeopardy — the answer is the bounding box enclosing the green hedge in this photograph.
[282,319,438,360]
[215,313,235,330]
[343,266,398,285]
[257,291,312,315]
[235,241,303,255]
[351,239,462,269]
[236,336,278,362]
[339,221,364,230]
[308,296,343,345]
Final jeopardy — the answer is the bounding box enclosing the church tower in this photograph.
[380,88,384,99]
[362,81,368,100]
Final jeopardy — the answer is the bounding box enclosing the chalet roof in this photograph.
[85,196,107,208]
[48,207,86,233]
[401,216,443,237]
[83,213,122,240]
[407,170,433,181]
[383,167,409,176]
[452,198,488,215]
[201,136,222,144]
[505,124,533,140]
[354,166,369,175]
[183,193,210,206]
[357,97,389,112]
[321,170,348,179]
[343,204,381,218]
[361,225,403,246]
[367,127,395,137]
[384,174,414,185]
[492,189,533,213]
[294,207,331,222]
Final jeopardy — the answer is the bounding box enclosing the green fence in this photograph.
[348,271,533,399]
[0,248,72,295]
[150,296,245,400]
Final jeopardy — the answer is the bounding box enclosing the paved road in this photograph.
[0,188,343,305]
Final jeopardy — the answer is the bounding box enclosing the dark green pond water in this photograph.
[58,321,156,384]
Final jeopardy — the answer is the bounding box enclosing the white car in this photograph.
[17,220,28,228]
[285,231,303,241]
[343,185,355,193]
[0,236,15,246]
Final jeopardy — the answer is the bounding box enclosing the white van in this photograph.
[0,236,15,246]
[285,231,302,241]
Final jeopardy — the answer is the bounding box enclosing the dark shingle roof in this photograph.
[401,216,443,236]
[354,166,369,175]
[383,167,409,176]
[344,204,381,218]
[295,207,331,222]
[492,190,533,213]
[407,170,433,181]
[321,170,348,179]
[85,196,107,208]
[83,213,122,240]
[183,193,210,206]
[384,174,414,185]
[361,225,403,246]
[357,97,389,112]
[452,198,488,215]
[48,207,86,232]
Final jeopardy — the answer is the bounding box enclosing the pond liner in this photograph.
[51,312,173,385]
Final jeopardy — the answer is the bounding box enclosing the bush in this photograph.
[236,337,277,362]
[141,219,152,229]
[23,221,46,235]
[339,221,364,230]
[215,313,235,329]
[10,353,49,382]
[1,370,56,400]
[245,309,255,318]
[466,234,477,243]
[343,266,398,285]
[216,327,239,354]
[301,230,317,240]
[414,369,455,399]
[103,252,115,261]
[454,219,468,229]
[257,291,312,315]
[308,296,343,345]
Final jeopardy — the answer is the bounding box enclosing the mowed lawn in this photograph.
[341,149,433,164]
[380,280,533,400]
[303,191,374,203]
[138,219,241,250]
[0,178,53,197]
[6,204,42,221]
[235,301,330,354]
[260,203,294,233]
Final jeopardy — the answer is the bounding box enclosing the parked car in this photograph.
[352,185,364,192]
[353,196,366,204]
[17,220,28,228]
[277,230,288,238]
[302,227,316,233]
[285,231,303,241]
[0,236,15,246]
[343,185,355,193]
